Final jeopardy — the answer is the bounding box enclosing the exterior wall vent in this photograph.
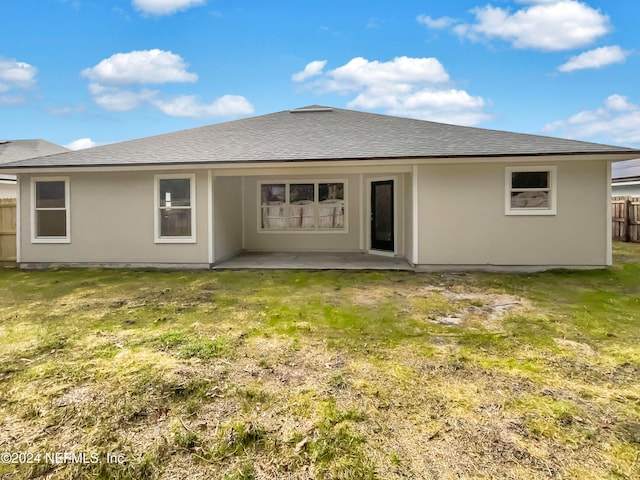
[290,106,333,113]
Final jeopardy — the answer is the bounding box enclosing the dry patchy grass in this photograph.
[0,244,639,479]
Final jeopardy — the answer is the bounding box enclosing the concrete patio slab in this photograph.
[213,252,414,270]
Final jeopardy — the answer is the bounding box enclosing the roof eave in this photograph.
[1,149,639,174]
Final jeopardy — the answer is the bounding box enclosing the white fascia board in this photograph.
[2,152,637,175]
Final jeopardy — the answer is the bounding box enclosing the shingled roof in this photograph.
[2,107,638,169]
[612,158,640,181]
[0,139,69,181]
[0,139,68,165]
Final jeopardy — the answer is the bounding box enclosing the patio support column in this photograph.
[241,177,246,250]
[208,170,214,265]
[412,165,419,265]
[16,176,20,263]
[359,174,364,250]
[606,160,612,266]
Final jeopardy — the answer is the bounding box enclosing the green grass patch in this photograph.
[0,243,639,479]
[156,331,229,359]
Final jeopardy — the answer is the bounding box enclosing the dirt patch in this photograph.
[348,287,396,306]
[53,386,95,408]
[420,286,526,326]
[554,338,597,357]
[346,283,526,327]
[436,316,463,325]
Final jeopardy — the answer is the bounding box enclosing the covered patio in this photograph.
[212,251,414,270]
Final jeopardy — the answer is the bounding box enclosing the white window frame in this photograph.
[31,176,71,244]
[154,174,197,243]
[505,166,557,216]
[257,179,348,234]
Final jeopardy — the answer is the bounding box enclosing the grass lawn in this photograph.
[0,244,639,479]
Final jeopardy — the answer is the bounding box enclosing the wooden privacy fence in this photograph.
[612,196,640,243]
[0,198,16,261]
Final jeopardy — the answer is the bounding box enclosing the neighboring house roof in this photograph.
[612,158,640,182]
[0,139,69,180]
[0,139,69,164]
[1,107,639,169]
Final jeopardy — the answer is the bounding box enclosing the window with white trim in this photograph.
[259,181,345,231]
[505,166,557,215]
[155,174,196,242]
[32,177,70,243]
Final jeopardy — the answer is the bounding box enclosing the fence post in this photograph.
[625,198,631,242]
[629,197,640,243]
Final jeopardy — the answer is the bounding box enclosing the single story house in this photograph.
[0,140,69,198]
[612,158,640,196]
[1,106,639,270]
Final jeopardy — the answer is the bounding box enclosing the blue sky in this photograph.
[1,0,638,150]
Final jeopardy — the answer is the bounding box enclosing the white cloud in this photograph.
[516,0,569,4]
[65,138,97,150]
[82,49,252,119]
[88,83,158,112]
[0,57,37,93]
[88,83,253,118]
[292,60,327,82]
[82,49,198,86]
[0,94,27,106]
[542,94,640,147]
[416,14,457,29]
[321,56,449,93]
[132,0,206,16]
[350,87,489,126]
[295,56,489,126]
[152,94,254,118]
[605,94,636,112]
[558,45,630,72]
[454,0,610,51]
[46,104,86,117]
[366,18,382,29]
[61,0,81,9]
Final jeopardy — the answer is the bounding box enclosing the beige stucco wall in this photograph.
[16,160,608,268]
[213,176,243,263]
[415,160,609,266]
[19,171,209,265]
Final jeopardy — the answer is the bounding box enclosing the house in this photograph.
[612,158,640,196]
[1,106,639,271]
[0,140,69,198]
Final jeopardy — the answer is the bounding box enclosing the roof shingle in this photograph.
[1,107,638,169]
[0,139,69,165]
